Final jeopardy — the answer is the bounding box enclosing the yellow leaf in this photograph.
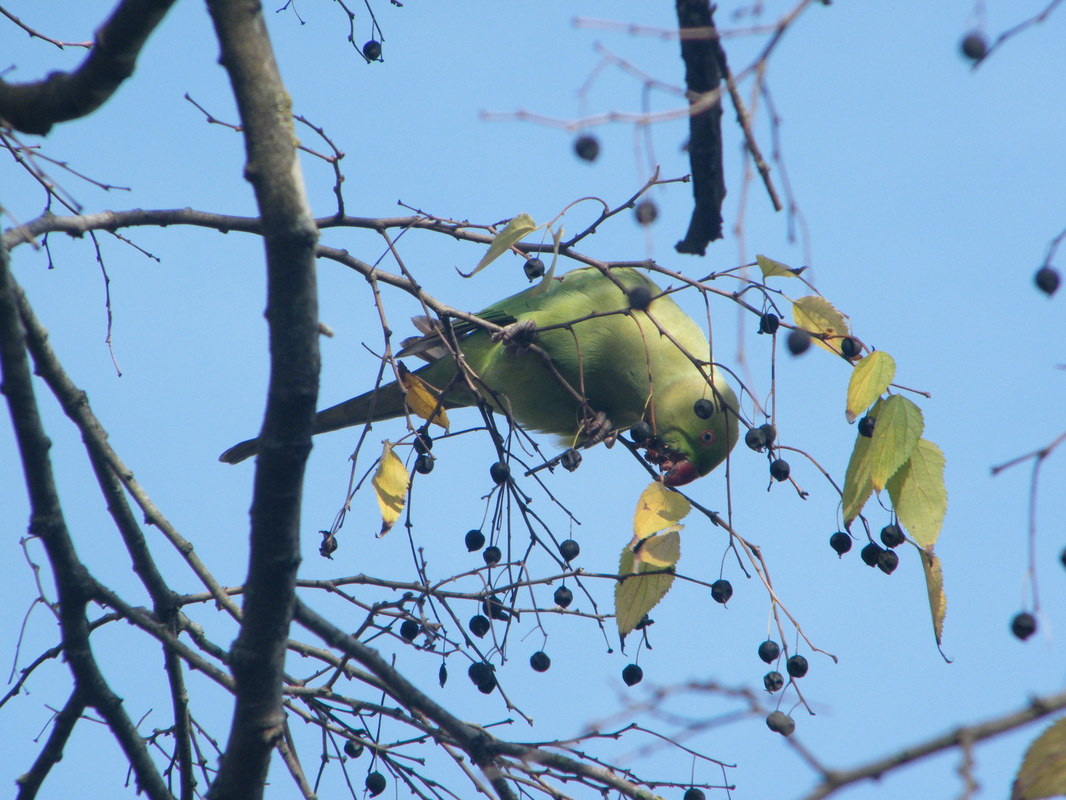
[920,548,947,646]
[846,351,896,423]
[615,531,680,637]
[397,363,450,430]
[842,399,880,526]
[633,526,683,569]
[792,295,850,355]
[465,213,539,276]
[1014,717,1066,800]
[868,394,924,491]
[887,438,947,547]
[756,254,801,279]
[371,442,409,536]
[633,481,691,539]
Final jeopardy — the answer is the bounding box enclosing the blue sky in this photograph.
[3,1,1066,799]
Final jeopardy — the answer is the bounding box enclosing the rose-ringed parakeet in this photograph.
[220,266,738,485]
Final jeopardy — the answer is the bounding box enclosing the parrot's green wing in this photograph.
[220,266,738,484]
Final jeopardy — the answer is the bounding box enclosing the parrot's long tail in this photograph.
[218,379,408,464]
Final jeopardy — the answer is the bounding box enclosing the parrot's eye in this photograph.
[700,429,715,445]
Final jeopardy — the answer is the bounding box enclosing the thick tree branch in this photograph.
[0,0,179,134]
[674,0,725,255]
[202,1,320,799]
[0,217,173,800]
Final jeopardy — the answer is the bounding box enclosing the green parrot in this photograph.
[220,266,739,485]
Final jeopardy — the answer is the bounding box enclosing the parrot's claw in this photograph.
[492,319,538,355]
[578,410,614,446]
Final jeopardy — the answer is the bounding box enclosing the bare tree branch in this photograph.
[0,0,178,134]
[202,1,320,798]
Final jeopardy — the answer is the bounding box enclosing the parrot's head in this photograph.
[646,377,739,486]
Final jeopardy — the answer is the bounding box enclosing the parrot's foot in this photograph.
[578,409,614,446]
[492,319,538,355]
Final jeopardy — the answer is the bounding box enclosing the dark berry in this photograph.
[769,459,790,482]
[744,427,767,451]
[489,461,510,484]
[829,531,852,556]
[858,415,876,437]
[634,199,658,225]
[877,549,899,574]
[529,651,551,672]
[559,539,581,562]
[469,614,490,638]
[630,420,653,444]
[628,285,653,311]
[560,448,582,472]
[1035,266,1060,296]
[413,432,432,454]
[524,257,545,280]
[840,337,861,359]
[553,585,573,608]
[622,663,643,686]
[684,790,707,800]
[399,619,419,641]
[880,524,904,548]
[362,40,382,61]
[711,579,733,604]
[482,594,511,621]
[960,32,987,61]
[786,654,808,678]
[365,771,386,796]
[757,640,781,664]
[860,542,884,567]
[467,661,495,690]
[344,740,363,758]
[693,398,715,419]
[763,670,784,692]
[759,423,776,445]
[759,312,780,335]
[1012,611,1037,641]
[414,453,434,474]
[766,710,796,737]
[483,545,502,566]
[465,529,486,552]
[574,134,600,162]
[439,663,447,687]
[787,329,811,355]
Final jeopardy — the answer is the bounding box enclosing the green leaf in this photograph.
[464,213,538,276]
[868,394,923,491]
[842,399,879,526]
[887,438,947,547]
[1014,717,1066,800]
[846,351,896,423]
[615,530,680,637]
[920,548,947,646]
[792,295,850,355]
[756,254,801,279]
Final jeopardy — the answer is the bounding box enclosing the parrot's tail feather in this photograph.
[311,380,408,435]
[217,362,479,466]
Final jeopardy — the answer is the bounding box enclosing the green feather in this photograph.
[220,266,739,481]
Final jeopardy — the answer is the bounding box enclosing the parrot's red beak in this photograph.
[663,459,698,487]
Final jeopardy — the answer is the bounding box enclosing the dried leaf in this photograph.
[398,363,450,430]
[633,481,691,539]
[371,442,409,536]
